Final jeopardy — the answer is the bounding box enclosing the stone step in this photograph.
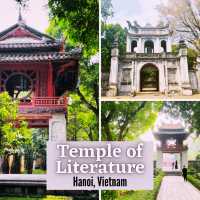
[137,91,162,95]
[0,174,98,198]
[164,171,182,176]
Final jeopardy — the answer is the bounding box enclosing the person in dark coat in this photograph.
[175,160,178,170]
[182,165,187,181]
[172,162,175,170]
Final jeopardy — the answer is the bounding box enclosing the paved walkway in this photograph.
[157,176,200,200]
[101,93,200,101]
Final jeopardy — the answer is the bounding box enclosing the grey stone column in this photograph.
[156,149,163,169]
[196,57,200,92]
[107,36,119,96]
[181,150,188,168]
[126,34,131,52]
[179,40,192,95]
[49,113,67,141]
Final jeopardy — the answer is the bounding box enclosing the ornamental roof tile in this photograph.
[0,42,60,49]
[0,48,82,62]
[0,21,82,62]
[153,123,189,136]
[159,123,185,130]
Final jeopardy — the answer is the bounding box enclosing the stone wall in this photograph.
[101,72,109,96]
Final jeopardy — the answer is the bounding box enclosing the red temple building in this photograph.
[154,123,189,172]
[0,16,81,141]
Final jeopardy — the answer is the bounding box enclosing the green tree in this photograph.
[48,0,99,57]
[157,0,200,53]
[196,154,200,161]
[172,45,198,69]
[163,102,200,136]
[47,0,99,139]
[24,128,48,173]
[0,92,31,173]
[16,0,99,56]
[67,94,98,141]
[47,21,99,127]
[101,102,163,141]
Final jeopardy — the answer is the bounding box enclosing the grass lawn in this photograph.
[23,169,46,174]
[0,196,72,200]
[32,169,46,174]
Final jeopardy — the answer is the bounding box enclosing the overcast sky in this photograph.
[0,0,49,32]
[0,0,167,33]
[108,0,167,27]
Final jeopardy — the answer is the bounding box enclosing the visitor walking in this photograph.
[175,160,178,170]
[172,162,174,170]
[182,165,187,181]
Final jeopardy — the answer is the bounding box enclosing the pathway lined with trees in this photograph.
[157,176,200,200]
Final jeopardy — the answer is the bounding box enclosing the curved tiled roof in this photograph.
[0,48,82,62]
[0,42,61,49]
[0,21,82,62]
[0,42,62,53]
[0,22,55,41]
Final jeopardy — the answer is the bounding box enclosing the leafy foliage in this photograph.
[24,128,48,172]
[157,0,200,53]
[0,93,48,173]
[196,154,200,161]
[101,102,163,141]
[48,0,99,57]
[47,22,99,140]
[102,171,165,200]
[67,94,98,141]
[31,129,48,159]
[188,175,200,190]
[102,24,126,72]
[171,45,198,69]
[0,92,31,156]
[46,0,99,141]
[163,102,200,136]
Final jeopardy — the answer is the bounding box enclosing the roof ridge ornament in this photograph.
[17,2,25,25]
[18,5,22,21]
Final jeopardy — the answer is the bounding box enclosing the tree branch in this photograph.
[77,88,98,117]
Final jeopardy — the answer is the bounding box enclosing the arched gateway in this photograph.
[154,123,189,172]
[107,21,195,97]
[140,64,159,92]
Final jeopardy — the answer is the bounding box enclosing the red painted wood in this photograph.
[47,61,53,96]
[0,27,40,41]
[19,96,67,108]
[0,60,69,129]
[158,144,188,153]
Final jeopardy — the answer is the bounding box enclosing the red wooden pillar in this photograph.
[47,61,53,96]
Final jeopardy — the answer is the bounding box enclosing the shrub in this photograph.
[101,190,118,200]
[188,175,200,190]
[188,167,196,175]
[114,171,165,200]
[196,173,200,180]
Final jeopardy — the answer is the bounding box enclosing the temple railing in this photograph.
[19,96,67,108]
[121,52,179,60]
[157,144,188,152]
